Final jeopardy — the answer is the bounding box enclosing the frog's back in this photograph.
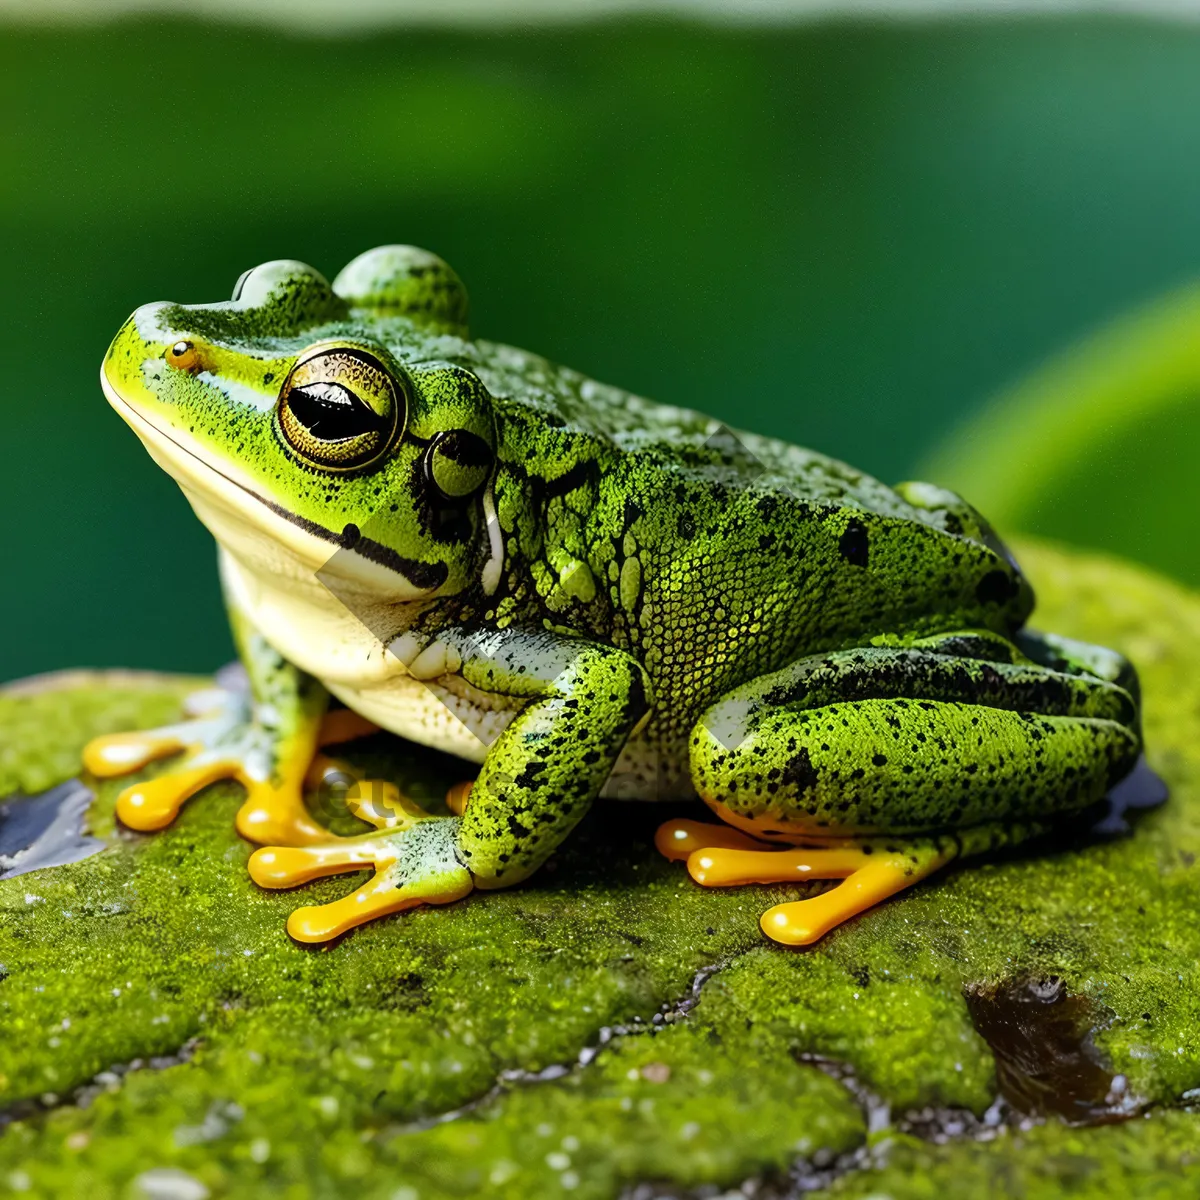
[470,337,961,525]
[473,333,1031,639]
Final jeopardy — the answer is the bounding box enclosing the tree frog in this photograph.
[84,247,1142,946]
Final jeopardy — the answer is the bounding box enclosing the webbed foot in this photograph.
[248,782,472,942]
[656,818,955,946]
[83,686,375,846]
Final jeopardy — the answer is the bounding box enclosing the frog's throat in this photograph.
[100,364,445,602]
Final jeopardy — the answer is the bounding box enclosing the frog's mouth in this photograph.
[100,365,448,599]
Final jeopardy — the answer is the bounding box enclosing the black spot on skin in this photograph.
[543,459,600,499]
[514,761,547,790]
[781,746,819,794]
[340,523,361,548]
[677,513,696,541]
[976,568,1020,606]
[838,519,870,567]
[756,494,779,522]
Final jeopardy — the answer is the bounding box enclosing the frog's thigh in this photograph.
[690,649,1139,838]
[666,643,1140,945]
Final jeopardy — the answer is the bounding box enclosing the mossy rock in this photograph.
[2,540,1200,1199]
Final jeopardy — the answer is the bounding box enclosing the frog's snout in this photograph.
[104,303,168,376]
[101,303,201,434]
[101,311,148,398]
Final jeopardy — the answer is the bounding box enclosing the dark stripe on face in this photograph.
[540,456,600,499]
[108,390,448,592]
[544,459,600,498]
[337,518,449,589]
[259,499,449,590]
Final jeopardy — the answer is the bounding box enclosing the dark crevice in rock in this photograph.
[619,1043,1094,1200]
[798,1053,1042,1146]
[384,960,731,1136]
[378,956,1144,1197]
[779,1056,1015,1196]
[0,1038,203,1134]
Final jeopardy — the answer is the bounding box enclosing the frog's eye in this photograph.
[277,345,403,471]
[165,340,200,373]
[423,430,493,501]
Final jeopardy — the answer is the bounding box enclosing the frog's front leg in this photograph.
[83,601,372,845]
[660,632,1141,945]
[249,628,651,942]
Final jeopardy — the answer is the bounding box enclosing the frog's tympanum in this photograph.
[85,247,1143,946]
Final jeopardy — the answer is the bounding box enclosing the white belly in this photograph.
[325,674,693,801]
[220,549,693,801]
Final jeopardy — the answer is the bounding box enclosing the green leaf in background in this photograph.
[922,281,1200,588]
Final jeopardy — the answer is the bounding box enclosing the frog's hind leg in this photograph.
[668,820,1060,945]
[655,816,956,944]
[664,632,1141,945]
[674,830,960,944]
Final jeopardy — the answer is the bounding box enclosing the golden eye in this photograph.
[277,344,402,471]
[165,339,200,373]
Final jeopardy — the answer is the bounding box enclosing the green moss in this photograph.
[0,673,199,798]
[828,1112,1200,1199]
[1,541,1200,1196]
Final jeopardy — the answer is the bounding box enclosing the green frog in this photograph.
[85,246,1142,946]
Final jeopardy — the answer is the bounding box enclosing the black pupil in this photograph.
[439,430,492,468]
[289,381,385,442]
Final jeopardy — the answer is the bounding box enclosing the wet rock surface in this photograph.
[1,541,1199,1198]
[962,975,1133,1125]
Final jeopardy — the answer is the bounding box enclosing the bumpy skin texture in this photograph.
[88,246,1142,942]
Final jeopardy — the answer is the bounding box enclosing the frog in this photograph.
[84,245,1143,947]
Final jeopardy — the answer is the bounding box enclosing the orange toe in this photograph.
[248,839,380,888]
[84,731,187,778]
[654,818,768,862]
[115,762,233,831]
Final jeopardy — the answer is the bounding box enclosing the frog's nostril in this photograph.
[165,339,200,373]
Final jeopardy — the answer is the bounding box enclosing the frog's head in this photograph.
[102,247,501,609]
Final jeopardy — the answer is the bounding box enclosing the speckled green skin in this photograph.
[0,542,1198,1199]
[100,247,1141,907]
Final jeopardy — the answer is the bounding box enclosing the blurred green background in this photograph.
[4,9,1200,682]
